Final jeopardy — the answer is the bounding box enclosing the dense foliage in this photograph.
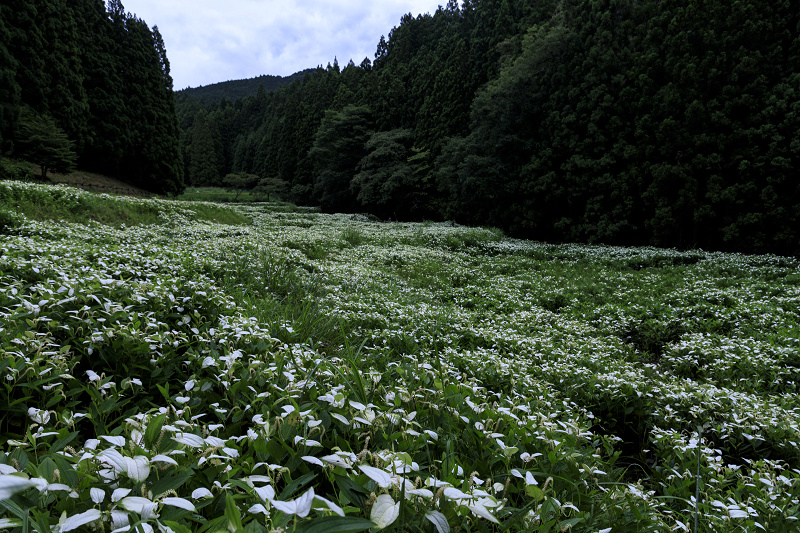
[1,181,799,531]
[177,0,800,255]
[0,0,184,195]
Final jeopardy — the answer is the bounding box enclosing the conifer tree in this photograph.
[14,108,77,179]
[0,5,20,154]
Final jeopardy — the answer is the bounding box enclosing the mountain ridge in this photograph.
[177,69,316,103]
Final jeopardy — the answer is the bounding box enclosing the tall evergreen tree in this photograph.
[309,105,372,212]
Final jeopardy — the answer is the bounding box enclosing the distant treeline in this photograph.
[177,0,800,255]
[177,70,316,104]
[0,0,183,195]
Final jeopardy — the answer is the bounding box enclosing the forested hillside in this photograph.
[0,0,183,195]
[178,0,800,255]
[177,69,315,104]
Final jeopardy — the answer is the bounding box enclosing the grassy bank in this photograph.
[178,186,290,205]
[0,180,250,227]
[0,186,798,532]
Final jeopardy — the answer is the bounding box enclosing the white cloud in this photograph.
[121,0,451,89]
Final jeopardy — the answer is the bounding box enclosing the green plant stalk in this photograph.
[694,427,701,533]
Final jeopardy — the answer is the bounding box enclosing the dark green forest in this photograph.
[178,0,800,255]
[0,0,183,195]
[1,0,798,254]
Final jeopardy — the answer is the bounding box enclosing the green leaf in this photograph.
[150,472,193,499]
[162,521,193,533]
[526,485,545,502]
[559,517,584,528]
[278,472,316,500]
[293,516,376,533]
[145,413,167,450]
[225,493,243,533]
[334,474,369,507]
[48,431,79,455]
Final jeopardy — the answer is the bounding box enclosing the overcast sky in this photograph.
[121,0,452,90]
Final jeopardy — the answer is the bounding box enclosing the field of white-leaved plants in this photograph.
[1,181,799,533]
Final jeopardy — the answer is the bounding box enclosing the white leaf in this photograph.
[599,529,612,533]
[0,475,35,499]
[314,495,345,517]
[90,488,105,504]
[254,485,276,503]
[0,465,18,475]
[98,449,128,474]
[191,488,213,499]
[467,502,500,524]
[729,509,749,518]
[0,519,21,529]
[205,436,226,447]
[271,487,315,518]
[162,497,196,512]
[110,509,129,529]
[359,465,393,488]
[247,503,269,514]
[349,400,366,411]
[100,435,125,447]
[172,433,205,448]
[27,407,50,425]
[119,496,155,514]
[425,510,450,533]
[61,509,102,532]
[371,494,400,529]
[124,456,151,483]
[525,471,537,485]
[320,454,352,469]
[408,488,434,498]
[443,487,474,500]
[150,454,179,466]
[112,488,132,502]
[330,413,350,426]
[302,456,324,467]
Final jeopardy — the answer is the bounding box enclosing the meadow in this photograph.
[0,181,799,532]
